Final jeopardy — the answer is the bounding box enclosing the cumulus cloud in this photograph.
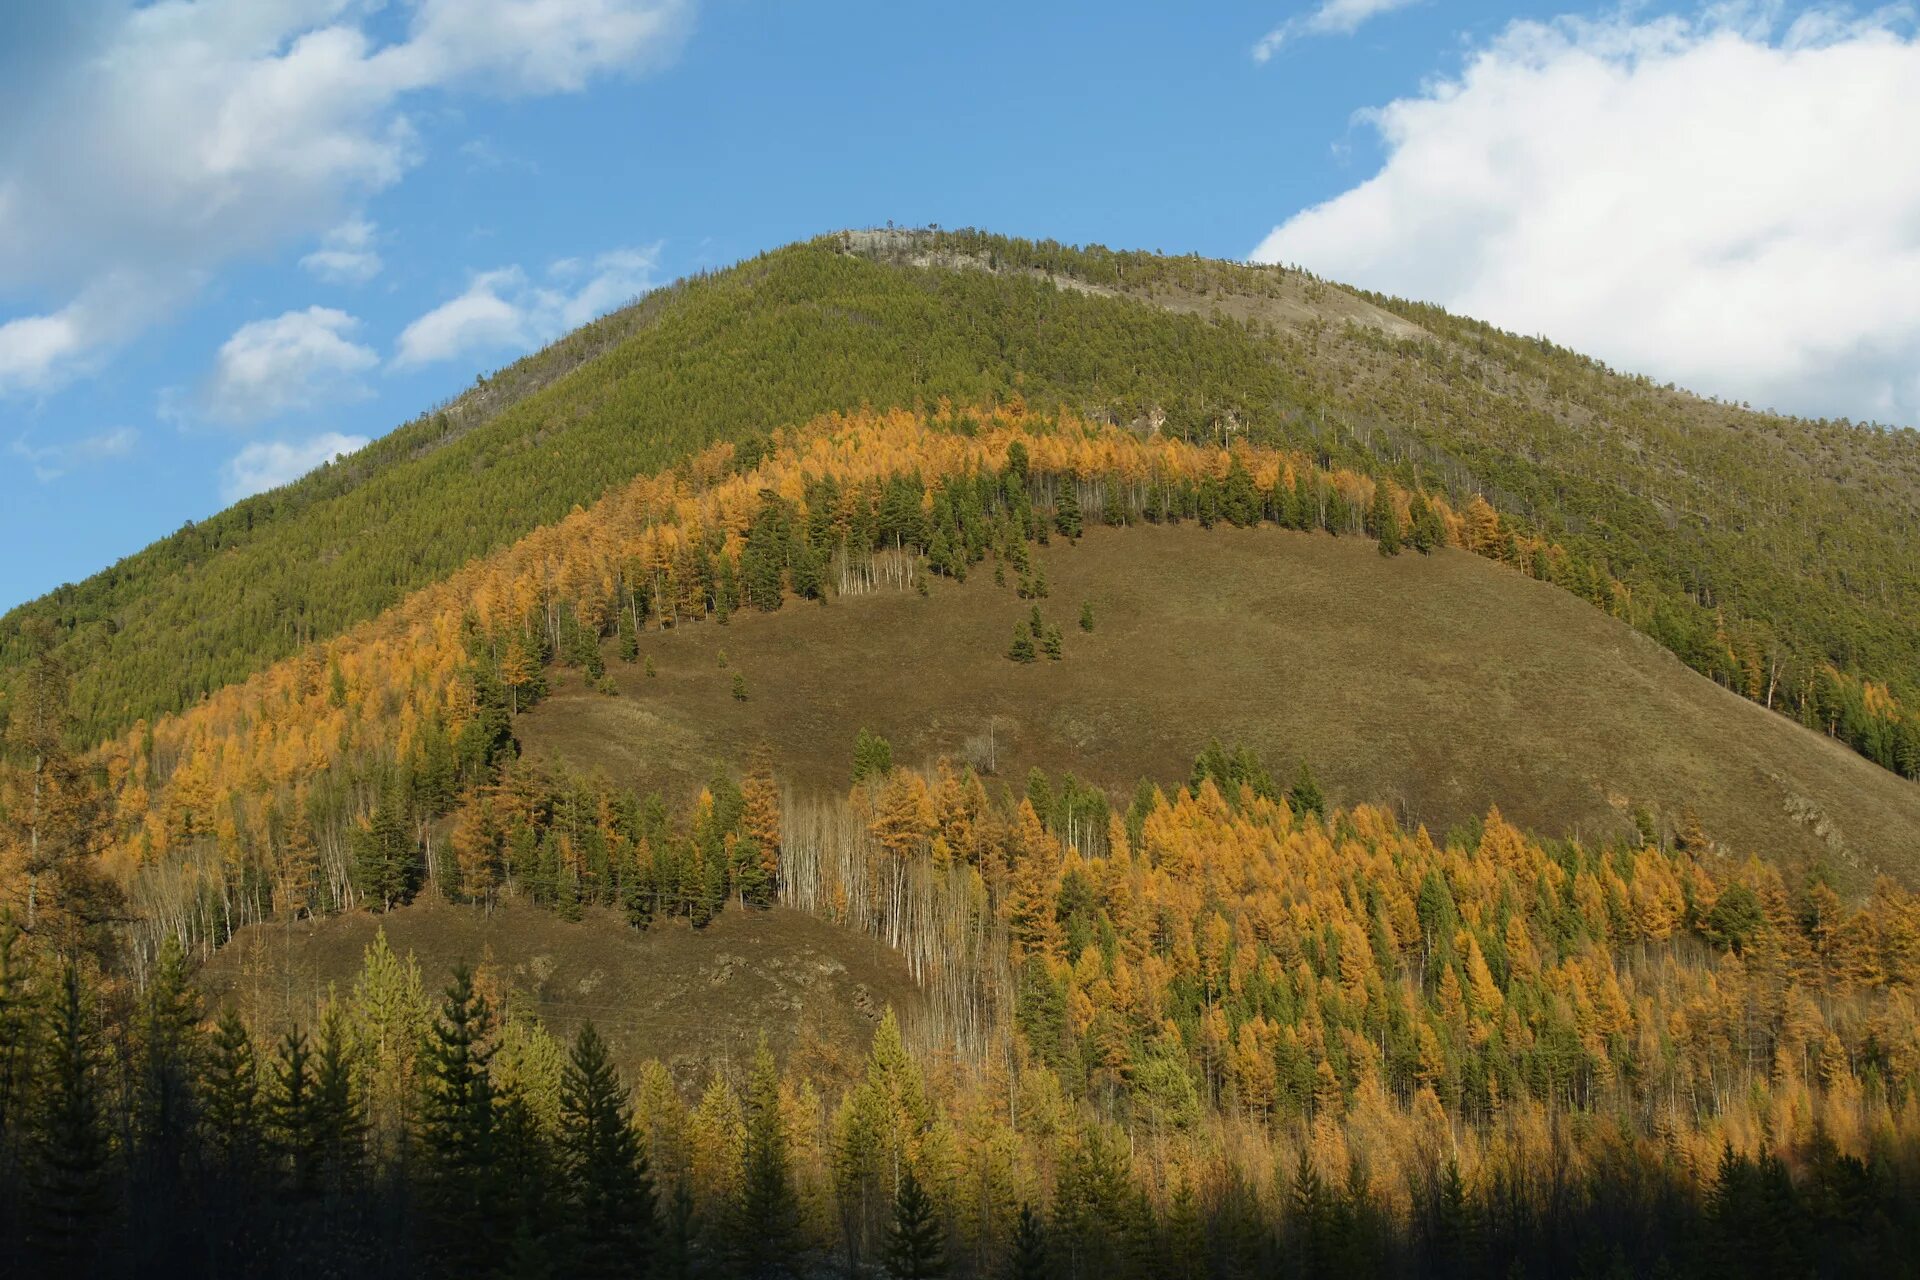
[10,426,139,483]
[202,306,379,425]
[1251,9,1920,426]
[300,217,383,285]
[220,430,369,500]
[393,246,659,367]
[0,0,690,393]
[1253,0,1421,60]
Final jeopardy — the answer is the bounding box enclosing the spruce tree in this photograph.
[1005,1202,1048,1280]
[267,1027,322,1197]
[1287,759,1326,820]
[313,1005,368,1192]
[1371,482,1402,556]
[727,1042,803,1278]
[1008,625,1036,664]
[885,1168,947,1279]
[201,1009,262,1176]
[1041,625,1063,661]
[24,963,114,1269]
[1055,475,1083,538]
[559,1022,655,1277]
[135,935,203,1169]
[416,964,500,1275]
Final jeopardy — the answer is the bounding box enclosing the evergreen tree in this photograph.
[885,1167,947,1279]
[1005,1202,1048,1280]
[853,729,894,784]
[353,784,420,911]
[1055,475,1083,538]
[728,1042,804,1278]
[1287,759,1326,820]
[1407,492,1441,554]
[416,964,500,1275]
[1078,601,1094,632]
[267,1027,323,1197]
[559,1022,656,1277]
[313,1005,368,1192]
[1041,625,1063,661]
[733,673,750,702]
[134,935,203,1169]
[1009,624,1037,664]
[200,1009,262,1175]
[1371,482,1402,556]
[24,963,115,1269]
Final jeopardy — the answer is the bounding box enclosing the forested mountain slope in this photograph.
[515,521,1920,885]
[4,231,1918,782]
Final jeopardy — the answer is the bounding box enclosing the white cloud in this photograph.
[0,272,184,394]
[1254,0,1421,60]
[11,427,140,483]
[300,216,382,285]
[220,430,369,500]
[0,0,690,393]
[1251,10,1920,426]
[393,245,659,367]
[202,306,379,424]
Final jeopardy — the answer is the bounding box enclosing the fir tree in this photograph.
[1005,1202,1048,1280]
[416,964,500,1275]
[313,1005,368,1192]
[559,1022,656,1277]
[25,963,115,1269]
[1008,625,1036,664]
[1287,759,1326,820]
[134,935,203,1170]
[885,1167,947,1279]
[1371,482,1402,557]
[200,1009,262,1175]
[727,1042,804,1278]
[267,1027,322,1197]
[1055,474,1083,538]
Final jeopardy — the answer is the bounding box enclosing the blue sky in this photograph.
[3,0,1918,611]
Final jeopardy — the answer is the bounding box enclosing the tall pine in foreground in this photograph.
[416,964,499,1276]
[25,963,115,1269]
[885,1167,947,1279]
[560,1021,656,1276]
[727,1040,804,1278]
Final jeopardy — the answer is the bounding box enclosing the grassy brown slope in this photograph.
[520,524,1920,887]
[200,900,920,1088]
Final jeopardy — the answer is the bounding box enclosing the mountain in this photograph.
[5,230,1918,778]
[7,230,1920,1276]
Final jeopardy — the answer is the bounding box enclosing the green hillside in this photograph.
[5,230,1919,779]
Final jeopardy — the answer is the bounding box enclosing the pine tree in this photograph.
[559,1022,655,1277]
[135,935,203,1169]
[1371,482,1402,557]
[1005,1202,1048,1280]
[1041,625,1063,661]
[353,784,420,911]
[1078,601,1094,632]
[1008,625,1037,664]
[1407,492,1442,554]
[416,964,500,1274]
[1055,474,1083,538]
[728,1041,804,1278]
[885,1168,947,1279]
[1287,759,1326,820]
[267,1027,323,1197]
[313,1005,368,1192]
[25,963,114,1268]
[733,673,750,702]
[201,1009,262,1176]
